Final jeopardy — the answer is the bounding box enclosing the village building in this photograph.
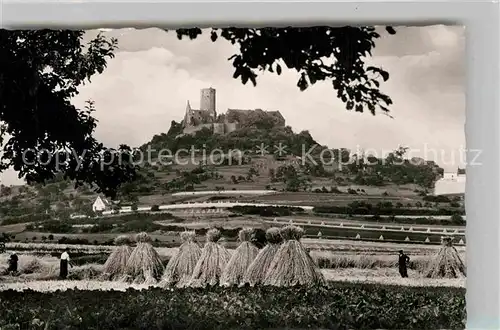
[92,195,112,212]
[433,168,466,197]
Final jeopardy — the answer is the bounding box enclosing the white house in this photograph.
[434,172,466,196]
[92,196,111,212]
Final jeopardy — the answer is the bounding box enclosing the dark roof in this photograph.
[227,109,254,114]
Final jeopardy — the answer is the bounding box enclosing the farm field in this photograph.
[1,207,466,249]
[163,208,465,230]
[236,191,422,205]
[4,237,466,255]
[1,237,466,284]
[0,160,466,329]
[0,167,468,330]
[0,267,465,292]
[0,282,465,329]
[99,198,462,219]
[1,249,465,278]
[266,219,465,244]
[0,160,467,330]
[278,214,466,229]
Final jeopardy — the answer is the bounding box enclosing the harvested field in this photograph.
[156,216,265,229]
[3,239,466,272]
[302,238,466,253]
[0,267,464,292]
[322,268,465,288]
[4,242,179,256]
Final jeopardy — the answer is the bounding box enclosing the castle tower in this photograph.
[200,87,216,118]
[183,100,193,127]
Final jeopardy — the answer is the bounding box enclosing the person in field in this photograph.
[59,248,74,279]
[398,250,410,278]
[8,252,18,273]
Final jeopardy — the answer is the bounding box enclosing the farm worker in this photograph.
[59,248,73,279]
[7,253,18,273]
[398,250,410,278]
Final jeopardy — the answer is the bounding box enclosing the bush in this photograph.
[35,220,74,234]
[58,237,90,245]
[230,205,304,217]
[450,213,465,225]
[313,203,464,218]
[88,223,114,233]
[423,195,450,203]
[1,213,51,226]
[330,186,342,194]
[150,205,160,212]
[1,232,11,242]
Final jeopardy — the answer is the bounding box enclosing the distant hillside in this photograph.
[143,120,320,158]
[128,120,444,202]
[0,117,446,223]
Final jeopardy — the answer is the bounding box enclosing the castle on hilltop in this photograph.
[181,88,286,135]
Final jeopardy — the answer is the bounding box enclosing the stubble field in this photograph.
[0,228,466,329]
[1,238,465,289]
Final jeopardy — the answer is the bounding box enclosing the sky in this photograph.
[1,25,465,186]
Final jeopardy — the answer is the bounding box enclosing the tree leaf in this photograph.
[249,73,257,86]
[380,70,389,82]
[385,26,397,35]
[210,31,218,42]
[297,74,309,91]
